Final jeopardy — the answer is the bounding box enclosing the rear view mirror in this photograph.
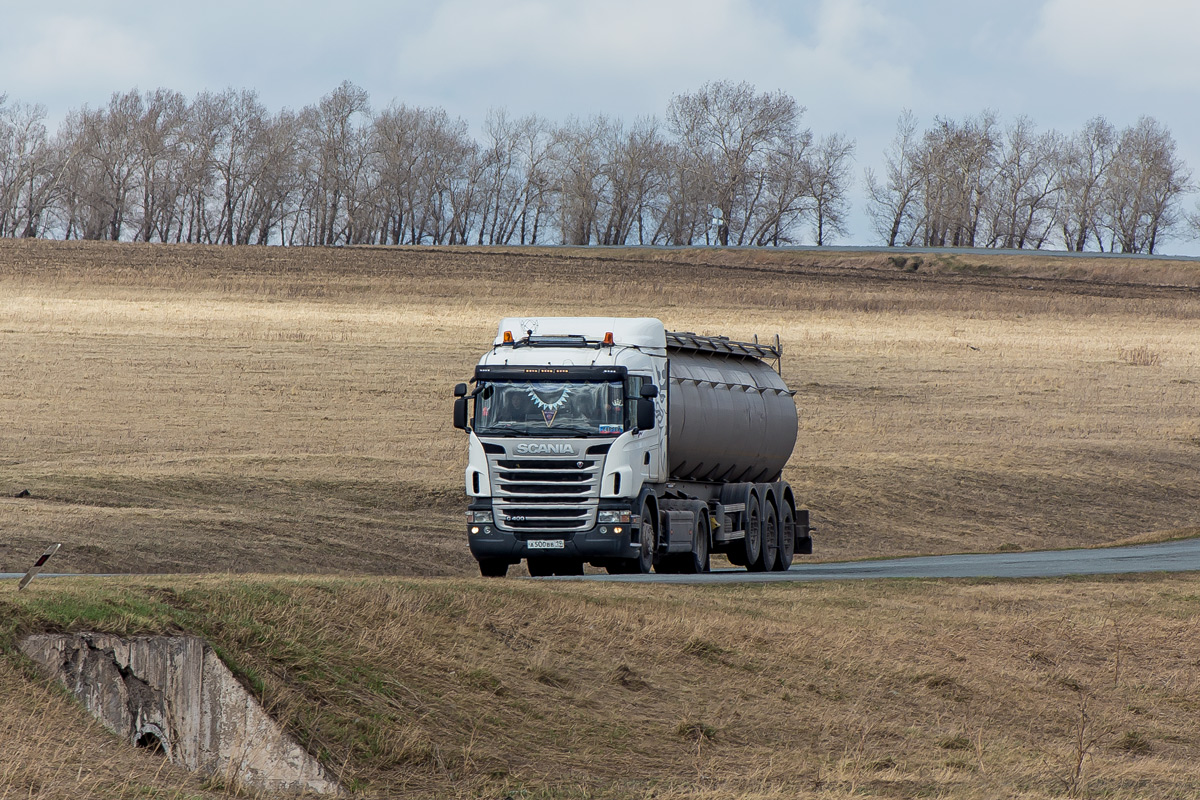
[640,384,659,399]
[453,397,468,430]
[635,398,655,431]
[453,383,468,397]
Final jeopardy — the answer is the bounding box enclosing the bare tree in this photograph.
[0,97,57,238]
[1104,116,1191,254]
[918,112,999,247]
[987,116,1062,249]
[864,110,921,246]
[598,117,666,245]
[297,81,372,245]
[554,116,611,245]
[804,132,855,245]
[61,91,146,240]
[667,81,806,245]
[1056,116,1117,252]
[128,88,188,242]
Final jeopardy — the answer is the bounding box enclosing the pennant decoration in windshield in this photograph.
[525,383,572,426]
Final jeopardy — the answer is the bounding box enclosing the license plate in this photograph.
[527,539,565,550]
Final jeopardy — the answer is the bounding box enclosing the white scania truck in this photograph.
[452,317,811,577]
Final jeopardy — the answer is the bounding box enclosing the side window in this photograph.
[625,375,644,429]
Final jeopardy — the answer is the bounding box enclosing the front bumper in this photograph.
[466,501,640,561]
[467,523,640,561]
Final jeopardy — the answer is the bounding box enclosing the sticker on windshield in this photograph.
[600,424,622,435]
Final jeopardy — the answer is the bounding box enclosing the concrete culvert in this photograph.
[135,724,167,755]
[19,633,341,796]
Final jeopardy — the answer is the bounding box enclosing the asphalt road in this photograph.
[568,538,1200,584]
[5,538,1200,585]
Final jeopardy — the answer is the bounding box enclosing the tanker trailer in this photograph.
[452,317,812,578]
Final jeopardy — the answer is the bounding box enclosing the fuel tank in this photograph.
[666,349,797,483]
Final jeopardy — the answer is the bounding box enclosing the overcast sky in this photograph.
[4,0,1199,253]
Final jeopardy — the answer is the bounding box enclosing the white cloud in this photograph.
[1,14,168,101]
[1031,0,1200,90]
[387,0,917,130]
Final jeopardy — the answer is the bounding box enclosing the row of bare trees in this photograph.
[0,81,853,248]
[865,111,1194,254]
[3,82,1198,251]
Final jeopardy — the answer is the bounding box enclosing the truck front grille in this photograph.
[490,457,601,533]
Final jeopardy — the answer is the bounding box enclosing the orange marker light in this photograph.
[602,331,614,346]
[503,331,514,343]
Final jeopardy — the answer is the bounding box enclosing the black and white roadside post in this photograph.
[18,543,61,590]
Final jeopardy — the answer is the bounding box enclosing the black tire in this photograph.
[628,503,656,574]
[774,500,796,571]
[739,493,762,570]
[751,500,778,572]
[681,513,710,574]
[478,558,509,578]
[526,558,555,577]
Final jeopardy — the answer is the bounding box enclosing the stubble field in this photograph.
[4,240,1200,799]
[1,239,1198,575]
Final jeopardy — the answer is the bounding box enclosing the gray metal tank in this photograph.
[666,344,797,484]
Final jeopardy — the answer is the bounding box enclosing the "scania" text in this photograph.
[514,443,576,455]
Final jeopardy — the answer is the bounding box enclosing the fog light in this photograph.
[600,526,608,534]
[613,526,623,534]
[470,526,481,535]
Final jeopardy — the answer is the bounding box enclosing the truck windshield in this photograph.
[474,380,626,437]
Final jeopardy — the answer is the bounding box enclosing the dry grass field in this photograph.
[1,239,1198,575]
[3,240,1200,799]
[6,574,1200,799]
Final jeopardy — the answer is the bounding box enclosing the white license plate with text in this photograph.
[526,539,565,550]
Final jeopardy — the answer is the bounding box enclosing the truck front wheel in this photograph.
[630,504,656,574]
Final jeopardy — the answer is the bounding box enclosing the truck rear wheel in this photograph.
[750,499,778,572]
[774,499,796,571]
[478,558,509,578]
[738,493,762,570]
[681,512,710,574]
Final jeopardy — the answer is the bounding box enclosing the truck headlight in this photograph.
[468,510,494,524]
[598,510,631,524]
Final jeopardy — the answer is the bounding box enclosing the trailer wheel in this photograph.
[739,493,762,570]
[478,558,509,578]
[750,499,778,572]
[774,499,796,571]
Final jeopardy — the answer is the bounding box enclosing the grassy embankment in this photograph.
[6,573,1200,799]
[2,240,1200,798]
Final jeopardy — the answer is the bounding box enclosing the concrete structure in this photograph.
[19,633,340,796]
